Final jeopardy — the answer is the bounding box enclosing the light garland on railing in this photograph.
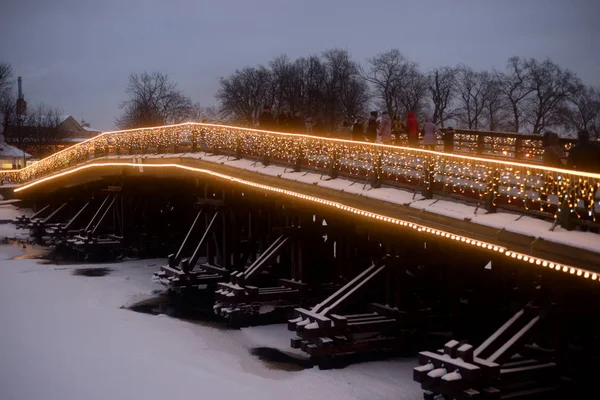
[13,161,599,283]
[2,123,599,223]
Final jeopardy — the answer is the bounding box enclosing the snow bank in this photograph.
[0,247,421,400]
[0,203,31,221]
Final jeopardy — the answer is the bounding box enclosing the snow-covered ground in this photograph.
[0,215,421,400]
[0,202,31,240]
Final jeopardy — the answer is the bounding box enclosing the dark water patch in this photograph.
[125,294,226,329]
[250,347,313,371]
[72,267,112,277]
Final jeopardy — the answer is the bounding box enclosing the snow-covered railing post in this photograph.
[328,147,339,179]
[484,168,500,213]
[191,130,198,153]
[514,137,523,160]
[235,134,242,160]
[477,134,485,155]
[261,144,270,166]
[421,154,434,200]
[558,184,577,231]
[293,141,303,172]
[370,150,382,189]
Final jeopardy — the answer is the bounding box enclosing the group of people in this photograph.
[257,105,599,173]
[257,106,455,152]
[349,111,453,151]
[257,106,307,134]
[543,130,600,173]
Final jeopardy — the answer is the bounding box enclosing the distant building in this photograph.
[0,135,32,170]
[4,115,102,159]
[59,116,102,139]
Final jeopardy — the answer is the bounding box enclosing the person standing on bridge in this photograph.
[422,116,439,150]
[259,106,276,131]
[377,111,392,144]
[406,111,419,147]
[366,111,378,142]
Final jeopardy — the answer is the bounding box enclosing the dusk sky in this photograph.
[1,0,599,131]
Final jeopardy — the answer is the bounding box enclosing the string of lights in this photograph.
[12,161,599,283]
[2,123,599,223]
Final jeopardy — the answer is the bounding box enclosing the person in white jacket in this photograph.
[377,111,392,144]
[422,116,439,150]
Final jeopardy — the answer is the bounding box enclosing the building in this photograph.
[0,135,32,170]
[59,115,102,139]
[4,115,102,159]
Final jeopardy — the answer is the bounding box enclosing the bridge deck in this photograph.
[11,152,600,278]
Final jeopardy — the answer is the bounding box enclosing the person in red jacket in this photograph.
[405,111,419,147]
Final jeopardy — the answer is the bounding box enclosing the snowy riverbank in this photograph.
[0,222,421,400]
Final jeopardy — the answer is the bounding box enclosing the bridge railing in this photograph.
[390,129,576,162]
[1,123,598,230]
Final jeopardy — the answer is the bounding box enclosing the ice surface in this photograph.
[0,243,421,400]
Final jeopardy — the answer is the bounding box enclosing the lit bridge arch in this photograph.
[2,122,599,282]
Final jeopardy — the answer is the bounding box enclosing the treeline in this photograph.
[216,49,600,137]
[0,62,72,156]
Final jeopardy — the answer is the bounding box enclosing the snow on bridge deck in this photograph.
[126,152,599,256]
[6,149,600,277]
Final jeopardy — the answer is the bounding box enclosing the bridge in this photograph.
[3,123,600,399]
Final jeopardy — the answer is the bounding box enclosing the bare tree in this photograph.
[500,57,534,132]
[339,76,370,123]
[217,66,272,126]
[0,62,14,134]
[394,65,429,120]
[216,52,596,137]
[269,55,304,114]
[427,67,457,127]
[455,65,489,129]
[190,103,221,123]
[560,85,600,138]
[116,72,193,129]
[319,49,368,130]
[26,104,67,157]
[360,49,411,115]
[482,72,510,131]
[524,58,578,133]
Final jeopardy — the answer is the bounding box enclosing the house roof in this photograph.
[0,139,31,159]
[59,115,102,134]
[82,125,101,133]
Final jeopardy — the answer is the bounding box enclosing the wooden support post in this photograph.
[558,197,576,231]
[371,152,382,189]
[421,158,434,200]
[515,137,523,159]
[221,209,230,271]
[235,136,242,160]
[477,134,485,155]
[329,149,338,179]
[484,169,499,213]
[262,153,270,167]
[293,143,303,172]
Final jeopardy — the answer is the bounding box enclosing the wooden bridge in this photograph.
[3,123,599,399]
